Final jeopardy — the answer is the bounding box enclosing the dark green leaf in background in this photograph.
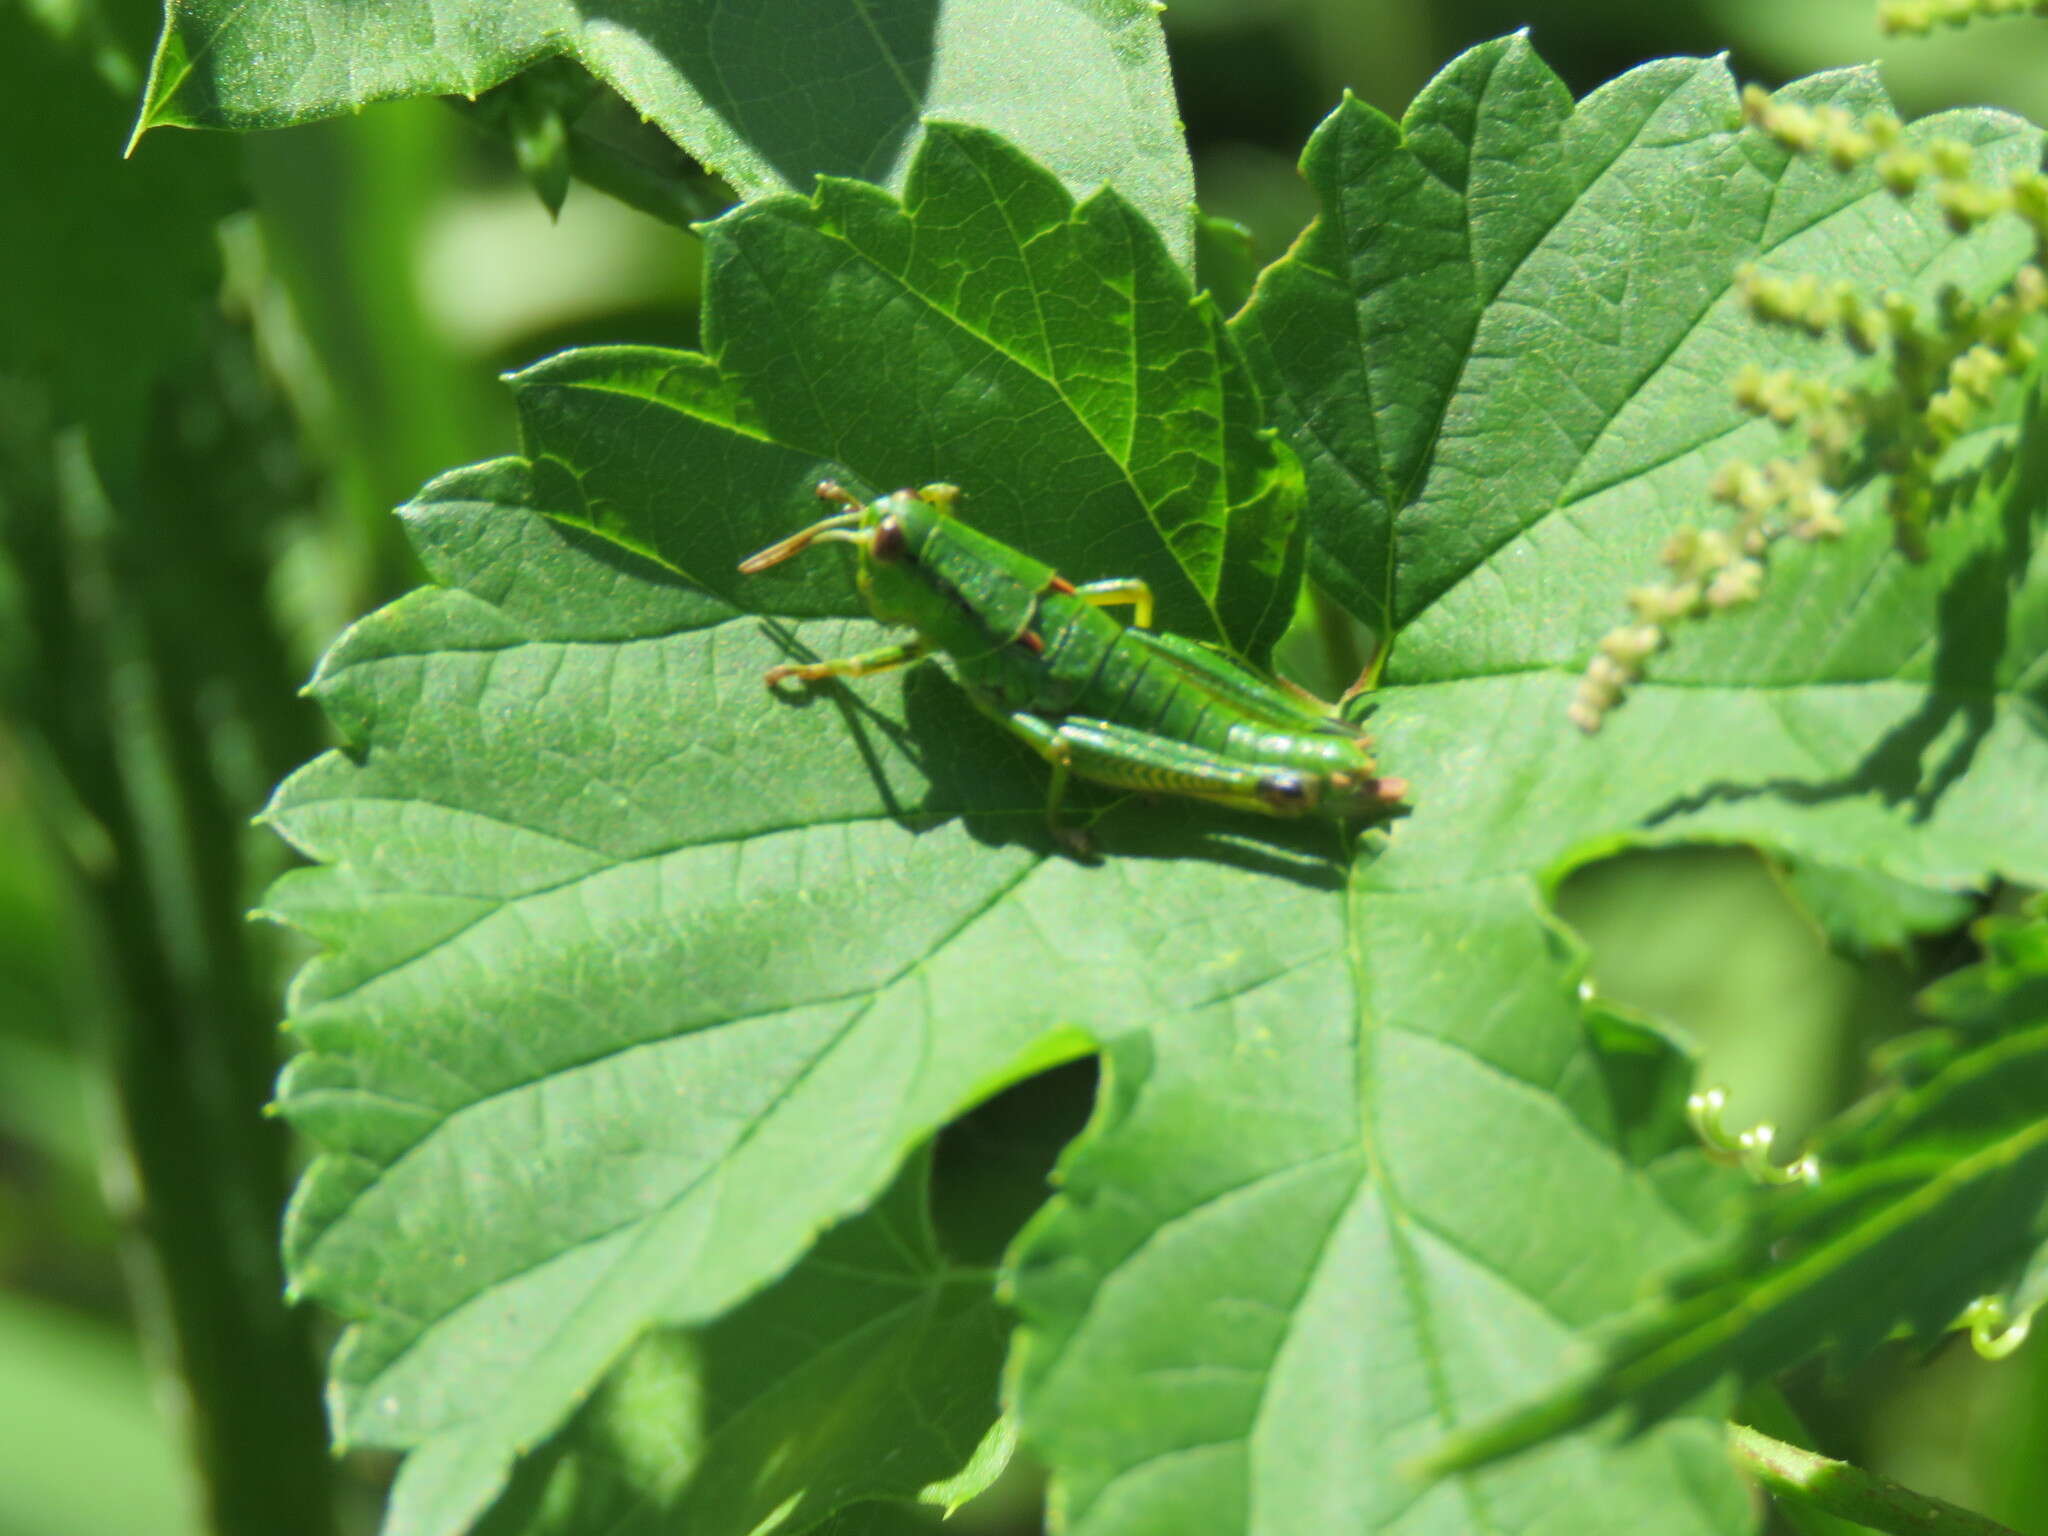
[1920,901,2048,1036]
[0,0,236,462]
[470,1148,1011,1536]
[133,0,1198,266]
[1771,857,1978,958]
[1239,39,2048,891]
[1,6,342,1535]
[1237,42,2041,658]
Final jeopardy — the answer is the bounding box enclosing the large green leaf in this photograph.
[266,44,2048,1536]
[516,124,1299,656]
[1008,877,1752,1536]
[133,0,1196,266]
[1006,43,2048,1536]
[265,120,1293,1536]
[1235,45,2041,650]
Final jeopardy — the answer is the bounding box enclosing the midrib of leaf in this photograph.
[133,0,261,131]
[1397,137,2034,647]
[1135,866,1707,1536]
[1343,867,1497,1536]
[1381,60,1591,512]
[1551,168,2013,511]
[1382,59,1669,606]
[544,374,776,447]
[847,0,923,109]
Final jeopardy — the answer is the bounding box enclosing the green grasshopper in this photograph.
[740,482,1406,854]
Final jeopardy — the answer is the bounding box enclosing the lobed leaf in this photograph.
[266,456,1077,1535]
[263,45,2048,1536]
[1236,41,2042,658]
[133,0,1196,266]
[263,119,1298,1536]
[1011,41,2048,1535]
[515,123,1301,658]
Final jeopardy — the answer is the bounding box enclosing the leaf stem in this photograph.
[563,130,732,230]
[449,88,733,232]
[1729,1423,2028,1536]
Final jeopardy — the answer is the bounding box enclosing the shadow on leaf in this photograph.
[1645,399,2048,829]
[758,618,1369,890]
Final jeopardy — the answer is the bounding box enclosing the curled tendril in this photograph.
[1687,1087,1823,1186]
[1959,1295,2035,1360]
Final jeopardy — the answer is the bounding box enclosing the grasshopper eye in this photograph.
[870,515,909,563]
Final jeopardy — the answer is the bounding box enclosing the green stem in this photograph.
[1729,1423,2029,1536]
[564,130,732,230]
[30,406,339,1536]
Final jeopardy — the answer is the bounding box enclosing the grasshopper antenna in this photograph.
[737,507,865,573]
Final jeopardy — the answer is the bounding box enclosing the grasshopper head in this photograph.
[1321,771,1410,816]
[737,481,963,625]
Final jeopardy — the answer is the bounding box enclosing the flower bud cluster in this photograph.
[1740,86,1916,178]
[1878,0,2048,35]
[1742,85,2048,241]
[1569,521,1775,732]
[1574,90,2047,733]
[1744,262,2045,559]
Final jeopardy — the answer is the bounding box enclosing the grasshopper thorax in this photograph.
[739,480,1057,657]
[847,484,961,626]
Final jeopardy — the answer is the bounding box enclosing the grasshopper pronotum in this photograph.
[741,482,1406,855]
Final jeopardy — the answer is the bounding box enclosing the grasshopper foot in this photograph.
[1053,822,1100,862]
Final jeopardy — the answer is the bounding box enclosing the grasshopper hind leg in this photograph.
[984,706,1324,860]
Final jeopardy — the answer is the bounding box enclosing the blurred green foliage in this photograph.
[4,1,2046,1534]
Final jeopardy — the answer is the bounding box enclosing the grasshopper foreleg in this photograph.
[765,636,935,688]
